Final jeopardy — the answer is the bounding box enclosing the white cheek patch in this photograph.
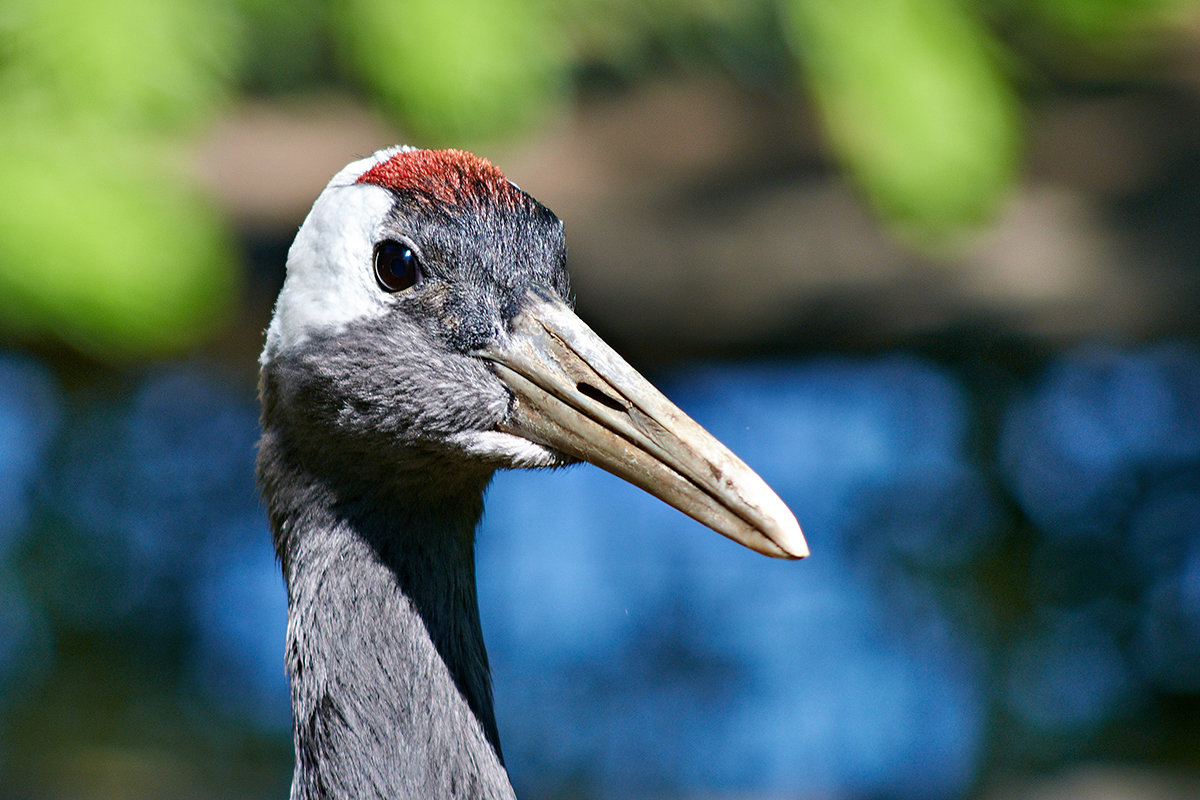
[262,149,411,363]
[446,430,568,468]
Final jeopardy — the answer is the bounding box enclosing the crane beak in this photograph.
[477,289,807,560]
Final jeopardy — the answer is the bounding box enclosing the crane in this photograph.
[256,146,807,799]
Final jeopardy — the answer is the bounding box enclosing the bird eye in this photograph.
[374,241,423,293]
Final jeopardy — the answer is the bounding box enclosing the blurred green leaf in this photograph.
[334,0,569,143]
[556,0,786,81]
[0,132,239,360]
[1027,0,1193,43]
[785,0,1019,236]
[1008,0,1197,72]
[0,0,241,131]
[0,0,243,358]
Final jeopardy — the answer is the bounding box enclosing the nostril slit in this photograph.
[577,382,625,412]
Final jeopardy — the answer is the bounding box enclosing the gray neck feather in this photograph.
[258,416,516,799]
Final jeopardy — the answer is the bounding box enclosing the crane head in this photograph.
[260,147,807,560]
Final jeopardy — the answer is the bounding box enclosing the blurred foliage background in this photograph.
[2,0,1200,798]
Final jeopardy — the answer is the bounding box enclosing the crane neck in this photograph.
[257,428,515,799]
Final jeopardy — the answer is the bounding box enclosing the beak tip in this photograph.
[770,517,809,560]
[750,492,807,560]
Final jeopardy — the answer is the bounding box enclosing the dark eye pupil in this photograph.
[374,241,421,292]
